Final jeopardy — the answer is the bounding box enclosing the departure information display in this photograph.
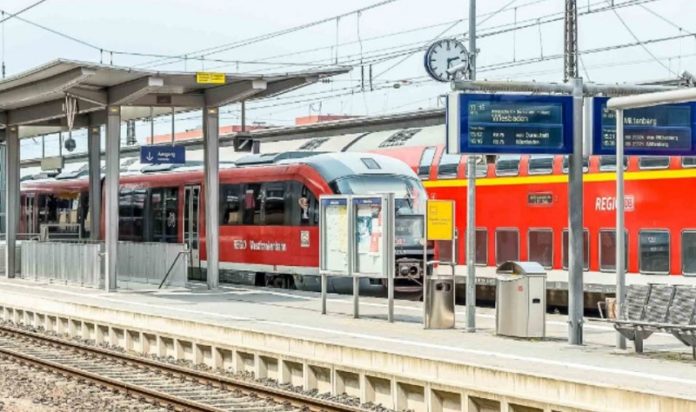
[592,97,696,155]
[448,93,574,154]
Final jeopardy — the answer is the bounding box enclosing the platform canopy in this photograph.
[0,59,349,138]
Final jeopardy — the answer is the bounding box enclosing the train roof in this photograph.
[20,125,446,181]
[20,151,419,189]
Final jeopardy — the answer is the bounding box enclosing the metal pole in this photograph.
[171,107,175,145]
[321,274,327,314]
[203,107,220,289]
[387,194,395,322]
[465,0,477,333]
[105,106,121,292]
[564,0,578,82]
[241,101,246,132]
[568,77,584,345]
[88,121,101,241]
[615,109,627,349]
[4,126,19,278]
[150,107,154,145]
[468,0,476,81]
[353,277,359,318]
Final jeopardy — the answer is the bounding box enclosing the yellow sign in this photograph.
[427,200,454,241]
[196,72,226,85]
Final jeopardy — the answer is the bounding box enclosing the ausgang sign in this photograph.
[590,97,696,155]
[447,92,574,154]
[140,145,186,164]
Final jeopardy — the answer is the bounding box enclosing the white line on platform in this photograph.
[3,282,695,390]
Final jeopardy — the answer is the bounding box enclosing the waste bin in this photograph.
[495,261,546,338]
[424,275,455,329]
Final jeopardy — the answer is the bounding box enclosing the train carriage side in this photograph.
[351,125,696,307]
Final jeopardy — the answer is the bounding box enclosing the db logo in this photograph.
[233,240,247,250]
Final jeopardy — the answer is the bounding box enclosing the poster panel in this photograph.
[320,197,350,274]
[353,196,385,277]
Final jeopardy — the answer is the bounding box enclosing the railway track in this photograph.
[0,324,366,412]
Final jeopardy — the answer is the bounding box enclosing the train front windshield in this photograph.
[331,175,426,249]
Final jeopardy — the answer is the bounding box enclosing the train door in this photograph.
[184,185,201,275]
[22,194,36,236]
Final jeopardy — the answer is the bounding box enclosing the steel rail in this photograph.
[0,324,364,412]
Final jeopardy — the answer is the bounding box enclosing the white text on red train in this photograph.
[594,195,635,212]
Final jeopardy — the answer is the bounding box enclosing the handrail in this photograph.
[158,248,191,289]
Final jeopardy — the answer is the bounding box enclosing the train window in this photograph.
[599,230,628,272]
[242,184,262,225]
[599,156,628,171]
[119,188,145,242]
[682,157,696,168]
[299,185,319,226]
[495,229,519,265]
[495,155,520,177]
[682,231,696,275]
[465,156,488,178]
[361,157,381,170]
[639,230,670,274]
[150,187,178,243]
[639,156,669,169]
[562,229,590,270]
[437,153,461,179]
[418,147,437,179]
[528,229,553,269]
[220,184,242,225]
[528,156,554,175]
[262,182,286,225]
[379,128,421,148]
[475,229,488,265]
[562,156,589,173]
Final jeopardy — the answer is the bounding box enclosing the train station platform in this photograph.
[0,278,694,412]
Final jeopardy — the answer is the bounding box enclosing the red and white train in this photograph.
[18,123,696,304]
[19,152,429,295]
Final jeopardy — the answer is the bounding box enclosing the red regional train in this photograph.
[243,124,696,306]
[17,123,696,305]
[18,152,429,295]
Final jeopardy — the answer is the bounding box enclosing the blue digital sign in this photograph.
[447,93,574,154]
[592,97,696,155]
[140,145,186,164]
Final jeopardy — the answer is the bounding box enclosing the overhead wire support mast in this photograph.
[565,0,584,346]
[466,0,477,334]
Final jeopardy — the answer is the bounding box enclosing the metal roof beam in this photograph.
[66,87,108,106]
[108,76,164,105]
[0,67,95,109]
[254,77,314,99]
[205,80,267,107]
[7,98,102,126]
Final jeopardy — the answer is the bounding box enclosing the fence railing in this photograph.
[20,241,101,288]
[0,241,22,276]
[117,241,188,288]
[13,240,187,289]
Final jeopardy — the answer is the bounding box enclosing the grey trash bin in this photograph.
[495,261,546,338]
[424,276,455,329]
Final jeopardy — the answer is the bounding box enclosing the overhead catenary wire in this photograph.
[612,6,677,75]
[136,0,400,69]
[0,0,49,24]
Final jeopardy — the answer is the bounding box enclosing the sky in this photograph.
[3,0,696,160]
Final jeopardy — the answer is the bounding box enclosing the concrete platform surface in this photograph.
[0,278,695,411]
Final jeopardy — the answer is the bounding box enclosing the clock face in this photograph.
[424,39,469,82]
